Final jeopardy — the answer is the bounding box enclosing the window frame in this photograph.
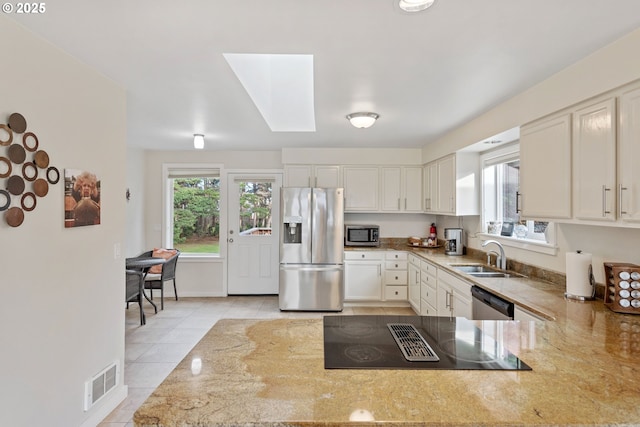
[479,144,558,256]
[162,163,225,259]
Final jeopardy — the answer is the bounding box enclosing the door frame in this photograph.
[223,170,283,295]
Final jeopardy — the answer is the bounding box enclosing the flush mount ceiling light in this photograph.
[346,112,379,129]
[193,134,204,149]
[399,0,435,12]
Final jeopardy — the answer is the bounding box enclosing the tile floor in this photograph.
[98,295,415,426]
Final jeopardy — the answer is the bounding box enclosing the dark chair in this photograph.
[126,269,146,325]
[143,249,180,310]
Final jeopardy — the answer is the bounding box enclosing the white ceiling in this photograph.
[9,0,640,151]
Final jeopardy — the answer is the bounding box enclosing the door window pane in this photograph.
[238,181,273,235]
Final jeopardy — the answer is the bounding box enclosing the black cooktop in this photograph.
[323,315,531,371]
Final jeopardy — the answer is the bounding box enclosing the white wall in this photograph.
[424,27,640,282]
[423,28,640,162]
[345,213,435,239]
[125,147,146,257]
[0,17,127,427]
[143,150,282,297]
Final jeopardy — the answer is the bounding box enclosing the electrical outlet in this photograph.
[113,243,121,259]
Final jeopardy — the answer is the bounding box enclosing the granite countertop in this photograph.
[134,244,640,426]
[134,310,640,426]
[347,242,568,320]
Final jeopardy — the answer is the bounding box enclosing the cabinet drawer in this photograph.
[385,285,408,300]
[438,270,472,295]
[386,251,408,261]
[420,259,437,276]
[385,270,407,285]
[420,272,436,286]
[344,251,385,261]
[420,299,437,316]
[408,254,421,267]
[385,260,408,270]
[421,282,437,308]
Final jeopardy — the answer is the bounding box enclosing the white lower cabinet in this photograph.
[344,251,384,301]
[407,254,421,312]
[420,259,438,316]
[436,270,472,319]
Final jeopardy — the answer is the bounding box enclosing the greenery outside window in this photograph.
[163,164,222,256]
[481,144,556,253]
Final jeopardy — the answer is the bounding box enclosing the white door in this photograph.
[227,173,282,294]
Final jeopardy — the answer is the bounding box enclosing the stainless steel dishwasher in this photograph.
[471,286,514,320]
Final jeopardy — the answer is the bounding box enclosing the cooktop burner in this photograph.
[323,315,532,371]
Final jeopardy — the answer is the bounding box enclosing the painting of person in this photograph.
[64,169,101,227]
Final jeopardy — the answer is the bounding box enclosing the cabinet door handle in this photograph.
[619,184,628,215]
[378,265,382,276]
[602,185,611,216]
[516,191,521,214]
[404,198,407,210]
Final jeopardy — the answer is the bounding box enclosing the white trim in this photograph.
[478,232,558,255]
[82,385,127,427]
[162,163,224,253]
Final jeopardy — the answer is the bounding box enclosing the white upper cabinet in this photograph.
[381,166,423,212]
[618,86,640,223]
[436,155,455,214]
[423,162,438,213]
[429,153,479,216]
[343,166,379,212]
[284,165,341,188]
[572,97,616,221]
[404,166,423,212]
[520,112,572,219]
[381,167,402,211]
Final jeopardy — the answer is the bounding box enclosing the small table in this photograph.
[125,256,167,316]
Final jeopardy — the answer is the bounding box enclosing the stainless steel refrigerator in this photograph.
[279,188,344,311]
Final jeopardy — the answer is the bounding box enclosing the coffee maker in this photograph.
[444,228,463,255]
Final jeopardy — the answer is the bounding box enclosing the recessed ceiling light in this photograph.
[399,0,435,13]
[346,112,379,129]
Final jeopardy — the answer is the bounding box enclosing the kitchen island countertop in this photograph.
[134,306,640,426]
[135,244,640,426]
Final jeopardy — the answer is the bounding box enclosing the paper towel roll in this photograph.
[566,251,594,299]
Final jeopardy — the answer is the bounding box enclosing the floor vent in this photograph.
[84,361,119,411]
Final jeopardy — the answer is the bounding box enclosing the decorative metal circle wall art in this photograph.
[1,112,60,227]
[0,124,13,146]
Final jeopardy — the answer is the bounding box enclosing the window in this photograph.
[237,181,273,236]
[163,164,222,256]
[481,144,555,251]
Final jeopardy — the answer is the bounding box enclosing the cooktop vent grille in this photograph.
[387,323,440,362]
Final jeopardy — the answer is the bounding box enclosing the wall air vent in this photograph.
[84,361,119,411]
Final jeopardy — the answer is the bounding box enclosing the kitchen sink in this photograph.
[449,264,516,278]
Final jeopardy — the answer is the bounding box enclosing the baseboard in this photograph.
[80,384,128,427]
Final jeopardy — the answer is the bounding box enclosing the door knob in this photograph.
[228,238,234,243]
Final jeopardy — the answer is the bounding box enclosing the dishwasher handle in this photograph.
[471,286,514,318]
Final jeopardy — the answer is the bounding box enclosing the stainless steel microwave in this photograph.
[344,224,380,247]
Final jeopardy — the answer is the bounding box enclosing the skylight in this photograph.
[223,53,316,132]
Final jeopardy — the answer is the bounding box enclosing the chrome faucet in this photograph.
[486,250,500,267]
[482,240,506,270]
